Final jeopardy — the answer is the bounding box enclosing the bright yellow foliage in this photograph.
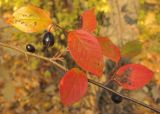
[6,5,52,33]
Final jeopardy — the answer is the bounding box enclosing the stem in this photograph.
[0,40,160,113]
[49,23,68,34]
[88,79,160,113]
[0,42,67,71]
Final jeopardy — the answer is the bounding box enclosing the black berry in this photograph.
[111,93,123,104]
[26,44,35,53]
[43,32,55,47]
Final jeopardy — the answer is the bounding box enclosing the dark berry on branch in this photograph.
[111,93,123,104]
[43,32,55,47]
[26,44,36,53]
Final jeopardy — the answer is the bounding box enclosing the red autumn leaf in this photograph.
[68,30,104,76]
[81,9,97,32]
[97,37,121,64]
[115,64,154,90]
[60,68,88,106]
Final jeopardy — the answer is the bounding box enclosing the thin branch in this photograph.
[88,79,160,113]
[48,23,68,34]
[0,42,67,71]
[54,23,68,33]
[0,41,160,113]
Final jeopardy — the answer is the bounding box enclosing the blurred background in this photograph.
[0,0,160,114]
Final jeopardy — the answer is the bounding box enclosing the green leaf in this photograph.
[121,40,142,59]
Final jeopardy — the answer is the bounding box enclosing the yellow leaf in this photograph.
[6,5,52,33]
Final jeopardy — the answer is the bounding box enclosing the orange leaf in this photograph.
[115,64,154,90]
[6,5,52,33]
[81,9,97,32]
[60,68,88,106]
[68,30,104,76]
[97,37,121,64]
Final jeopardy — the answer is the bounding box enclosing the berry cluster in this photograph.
[26,32,55,52]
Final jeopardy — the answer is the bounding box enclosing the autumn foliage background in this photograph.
[0,0,160,114]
